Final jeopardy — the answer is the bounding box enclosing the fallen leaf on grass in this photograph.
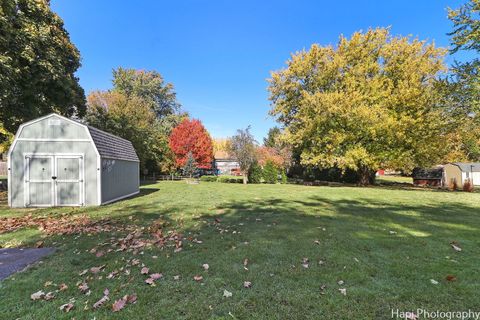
[320,284,327,295]
[173,275,180,280]
[446,275,457,282]
[141,267,149,275]
[131,259,140,266]
[112,297,126,312]
[95,250,105,257]
[202,264,209,271]
[243,281,252,288]
[302,258,309,268]
[44,292,55,301]
[126,294,137,304]
[243,258,249,271]
[389,230,397,235]
[313,240,320,245]
[337,280,344,285]
[31,291,45,300]
[93,289,110,309]
[145,273,163,285]
[430,279,439,285]
[59,283,68,291]
[112,294,137,312]
[450,242,462,252]
[193,275,203,282]
[150,273,162,280]
[223,289,232,298]
[78,283,89,293]
[90,265,106,274]
[35,240,44,248]
[59,302,74,312]
[79,269,88,276]
[338,288,347,296]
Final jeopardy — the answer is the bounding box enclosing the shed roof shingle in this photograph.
[88,126,139,162]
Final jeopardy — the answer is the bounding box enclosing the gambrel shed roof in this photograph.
[87,126,139,162]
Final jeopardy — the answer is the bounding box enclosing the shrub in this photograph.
[449,178,458,191]
[217,175,243,183]
[463,179,474,192]
[281,170,287,184]
[200,175,218,182]
[263,160,278,184]
[248,163,262,184]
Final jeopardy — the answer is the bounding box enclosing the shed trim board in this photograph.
[101,190,140,205]
[16,138,92,142]
[23,153,85,207]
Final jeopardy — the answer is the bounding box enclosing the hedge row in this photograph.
[200,175,243,183]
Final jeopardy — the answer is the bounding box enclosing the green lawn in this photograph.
[0,182,479,319]
[376,175,413,185]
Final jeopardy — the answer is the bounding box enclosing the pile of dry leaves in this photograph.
[0,213,118,235]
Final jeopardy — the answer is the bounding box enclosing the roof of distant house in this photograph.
[450,162,480,172]
[412,167,443,180]
[214,150,235,160]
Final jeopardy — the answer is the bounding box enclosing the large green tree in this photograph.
[268,28,448,184]
[229,127,257,184]
[112,67,180,118]
[85,68,185,172]
[0,0,85,150]
[441,0,480,161]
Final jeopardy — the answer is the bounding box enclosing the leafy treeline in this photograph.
[86,68,187,173]
[268,6,480,184]
[0,0,85,152]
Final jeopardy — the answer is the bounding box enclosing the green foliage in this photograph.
[229,127,257,184]
[263,127,281,148]
[182,152,197,177]
[268,28,448,184]
[200,175,218,182]
[443,0,480,161]
[217,175,243,183]
[262,161,278,184]
[248,163,263,184]
[112,67,181,118]
[0,0,85,146]
[86,68,185,172]
[281,170,288,184]
[448,0,480,53]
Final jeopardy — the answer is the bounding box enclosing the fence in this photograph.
[0,161,7,177]
[142,174,191,181]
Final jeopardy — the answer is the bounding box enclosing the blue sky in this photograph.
[51,0,468,141]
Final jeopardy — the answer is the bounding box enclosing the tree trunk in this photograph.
[358,166,375,186]
[242,172,248,184]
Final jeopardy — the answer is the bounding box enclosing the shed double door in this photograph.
[25,155,84,206]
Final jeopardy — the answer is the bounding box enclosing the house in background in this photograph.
[443,163,480,188]
[213,150,240,175]
[8,113,139,207]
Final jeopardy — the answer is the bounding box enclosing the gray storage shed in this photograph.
[8,113,140,207]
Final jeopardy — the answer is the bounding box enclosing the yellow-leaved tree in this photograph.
[268,28,449,184]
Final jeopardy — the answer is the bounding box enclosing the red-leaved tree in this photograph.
[169,119,214,169]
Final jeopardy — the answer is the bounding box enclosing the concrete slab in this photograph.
[0,248,55,280]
